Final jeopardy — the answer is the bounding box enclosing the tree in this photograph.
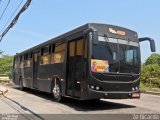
[141,64,160,88]
[0,50,13,78]
[141,53,160,88]
[145,53,160,65]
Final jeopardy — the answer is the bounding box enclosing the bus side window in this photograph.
[27,52,32,67]
[24,54,28,67]
[76,39,83,56]
[69,41,75,57]
[52,44,55,53]
[51,43,66,63]
[76,39,83,64]
[41,45,51,65]
[75,39,83,83]
[20,56,24,68]
[23,53,32,68]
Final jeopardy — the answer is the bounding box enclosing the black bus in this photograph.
[13,23,156,102]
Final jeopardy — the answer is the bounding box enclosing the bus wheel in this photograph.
[52,79,62,102]
[19,77,24,91]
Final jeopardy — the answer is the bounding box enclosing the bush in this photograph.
[145,53,160,65]
[0,55,13,78]
[141,63,160,88]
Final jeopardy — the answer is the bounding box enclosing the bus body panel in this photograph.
[13,23,142,100]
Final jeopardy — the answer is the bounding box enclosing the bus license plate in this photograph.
[132,92,140,98]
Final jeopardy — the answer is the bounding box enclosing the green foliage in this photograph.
[0,51,13,78]
[141,64,160,87]
[141,53,160,90]
[145,53,160,65]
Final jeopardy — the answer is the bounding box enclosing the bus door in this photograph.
[66,38,87,97]
[33,52,40,88]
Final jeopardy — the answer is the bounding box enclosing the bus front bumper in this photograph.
[85,88,140,100]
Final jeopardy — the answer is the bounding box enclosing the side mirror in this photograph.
[150,39,156,52]
[139,37,156,52]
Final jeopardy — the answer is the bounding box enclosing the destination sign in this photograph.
[109,28,126,36]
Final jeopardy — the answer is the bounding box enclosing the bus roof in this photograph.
[15,23,138,56]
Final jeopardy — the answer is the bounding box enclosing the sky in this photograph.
[0,0,159,62]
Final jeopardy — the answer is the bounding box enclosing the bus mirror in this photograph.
[150,40,156,52]
[139,37,156,52]
[92,31,99,45]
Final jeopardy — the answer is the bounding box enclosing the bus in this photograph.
[13,23,156,102]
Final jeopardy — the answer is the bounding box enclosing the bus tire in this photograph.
[51,78,62,102]
[19,77,24,91]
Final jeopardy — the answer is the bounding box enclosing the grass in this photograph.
[140,82,160,92]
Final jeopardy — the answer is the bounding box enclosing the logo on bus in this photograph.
[109,28,126,36]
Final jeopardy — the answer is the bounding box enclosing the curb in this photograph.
[141,91,160,96]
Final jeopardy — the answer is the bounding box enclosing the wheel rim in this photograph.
[53,83,60,98]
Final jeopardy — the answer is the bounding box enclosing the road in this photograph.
[0,83,160,120]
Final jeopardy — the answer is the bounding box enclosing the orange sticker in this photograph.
[91,59,109,73]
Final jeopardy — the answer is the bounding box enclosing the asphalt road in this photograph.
[0,83,160,120]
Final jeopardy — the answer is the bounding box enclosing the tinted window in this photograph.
[92,37,140,74]
[42,46,50,55]
[51,51,65,63]
[41,45,51,65]
[51,43,66,63]
[76,39,83,56]
[55,43,66,52]
[41,55,50,65]
[92,42,119,72]
[119,44,140,73]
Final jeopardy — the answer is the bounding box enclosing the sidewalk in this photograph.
[0,85,8,96]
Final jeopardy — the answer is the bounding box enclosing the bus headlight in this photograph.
[96,86,100,90]
[91,86,94,89]
[132,87,135,91]
[89,85,102,91]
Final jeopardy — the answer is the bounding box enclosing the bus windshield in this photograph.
[91,37,140,74]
